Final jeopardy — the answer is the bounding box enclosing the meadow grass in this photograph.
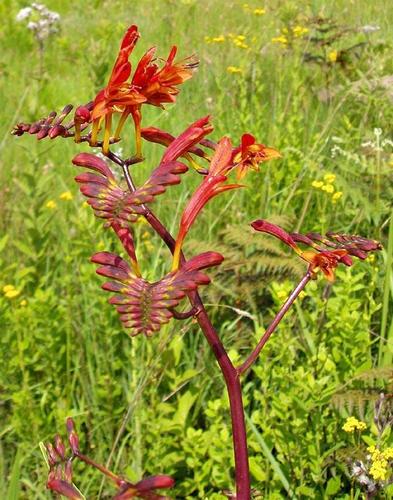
[1,0,393,498]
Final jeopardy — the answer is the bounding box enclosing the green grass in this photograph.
[1,0,393,498]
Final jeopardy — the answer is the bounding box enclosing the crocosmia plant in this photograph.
[13,24,382,500]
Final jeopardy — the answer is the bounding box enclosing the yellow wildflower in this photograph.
[342,416,367,433]
[204,36,211,44]
[292,26,309,37]
[277,290,288,301]
[60,191,73,201]
[254,8,265,15]
[311,180,324,189]
[328,50,338,63]
[382,447,393,460]
[20,299,27,307]
[322,184,334,194]
[332,191,343,203]
[3,284,22,299]
[236,35,246,41]
[82,201,90,208]
[4,289,21,299]
[45,200,57,209]
[370,459,388,481]
[212,35,225,43]
[227,66,243,74]
[136,215,149,225]
[233,39,248,49]
[271,35,288,45]
[324,173,336,184]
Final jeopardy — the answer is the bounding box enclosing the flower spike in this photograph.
[44,418,175,499]
[252,219,381,281]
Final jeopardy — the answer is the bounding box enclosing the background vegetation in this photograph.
[1,0,392,497]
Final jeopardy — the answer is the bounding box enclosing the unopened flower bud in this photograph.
[46,443,59,466]
[136,475,175,492]
[49,124,67,139]
[54,434,66,460]
[66,418,79,454]
[74,106,91,124]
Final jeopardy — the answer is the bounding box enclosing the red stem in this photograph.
[144,210,251,499]
[237,272,312,375]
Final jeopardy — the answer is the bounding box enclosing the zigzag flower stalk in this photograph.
[251,220,381,281]
[12,21,383,500]
[91,251,223,336]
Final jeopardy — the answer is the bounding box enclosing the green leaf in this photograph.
[173,389,198,427]
[246,414,297,499]
[325,476,341,496]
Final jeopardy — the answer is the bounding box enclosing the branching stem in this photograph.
[237,271,313,376]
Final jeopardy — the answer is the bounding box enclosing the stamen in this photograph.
[114,109,130,140]
[103,113,112,154]
[90,117,103,146]
[74,122,81,143]
[131,107,142,158]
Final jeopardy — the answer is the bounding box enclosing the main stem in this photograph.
[145,210,251,500]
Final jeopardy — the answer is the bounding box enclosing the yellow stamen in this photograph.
[185,153,206,173]
[90,117,103,146]
[103,113,112,154]
[114,109,130,140]
[131,107,142,158]
[74,122,81,143]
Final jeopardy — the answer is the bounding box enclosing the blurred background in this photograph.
[1,0,392,497]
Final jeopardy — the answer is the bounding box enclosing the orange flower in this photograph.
[172,137,242,269]
[232,133,281,180]
[90,25,197,155]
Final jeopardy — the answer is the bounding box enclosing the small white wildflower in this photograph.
[374,128,382,137]
[16,7,32,22]
[361,140,374,148]
[330,145,342,158]
[27,21,38,31]
[48,12,60,22]
[331,136,344,143]
[31,2,46,11]
[361,25,380,34]
[382,139,393,148]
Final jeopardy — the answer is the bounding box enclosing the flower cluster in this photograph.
[44,418,175,499]
[243,4,266,15]
[311,173,343,203]
[272,25,309,47]
[205,33,251,50]
[342,416,367,433]
[2,284,21,299]
[251,220,381,282]
[367,446,393,481]
[16,3,60,42]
